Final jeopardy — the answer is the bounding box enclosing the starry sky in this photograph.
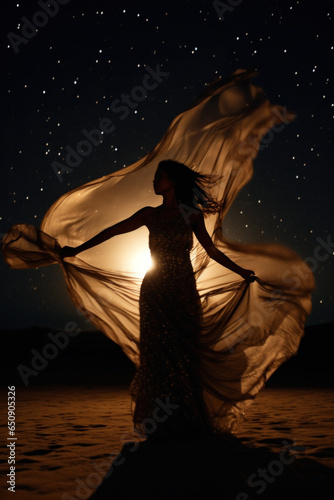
[1,0,333,330]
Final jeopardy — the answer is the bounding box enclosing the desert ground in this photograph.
[1,385,333,499]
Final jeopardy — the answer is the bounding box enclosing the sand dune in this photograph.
[1,385,333,499]
[2,322,334,498]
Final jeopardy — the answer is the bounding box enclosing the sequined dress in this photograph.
[129,207,210,436]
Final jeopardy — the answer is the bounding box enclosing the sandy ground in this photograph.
[1,385,333,499]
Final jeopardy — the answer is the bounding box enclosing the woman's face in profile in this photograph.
[153,168,174,195]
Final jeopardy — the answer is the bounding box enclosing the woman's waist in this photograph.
[150,250,192,262]
[150,252,193,269]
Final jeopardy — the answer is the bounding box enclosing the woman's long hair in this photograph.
[157,160,220,214]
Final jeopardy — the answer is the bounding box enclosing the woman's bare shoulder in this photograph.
[136,206,156,214]
[139,206,157,225]
[187,208,204,227]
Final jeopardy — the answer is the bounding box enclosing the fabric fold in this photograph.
[1,69,314,432]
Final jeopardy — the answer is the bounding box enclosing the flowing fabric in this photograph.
[2,69,315,433]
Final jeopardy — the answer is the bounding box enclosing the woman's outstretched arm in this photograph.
[191,211,255,280]
[60,206,151,257]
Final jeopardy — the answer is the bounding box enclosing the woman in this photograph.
[2,69,314,437]
[60,160,255,437]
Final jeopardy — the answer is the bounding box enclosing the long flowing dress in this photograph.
[1,69,315,434]
[130,206,210,437]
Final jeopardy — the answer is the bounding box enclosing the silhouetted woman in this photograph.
[2,69,314,443]
[60,159,255,438]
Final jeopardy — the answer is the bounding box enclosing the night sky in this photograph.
[1,0,333,330]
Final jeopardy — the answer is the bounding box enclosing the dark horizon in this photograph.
[4,321,334,390]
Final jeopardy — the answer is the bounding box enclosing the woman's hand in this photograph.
[239,268,256,281]
[59,246,77,258]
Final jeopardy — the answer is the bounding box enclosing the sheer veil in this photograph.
[2,69,315,431]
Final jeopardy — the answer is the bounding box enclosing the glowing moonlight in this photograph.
[130,248,153,276]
